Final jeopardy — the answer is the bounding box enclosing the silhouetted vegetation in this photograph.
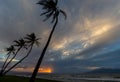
[0,33,40,76]
[29,0,67,82]
[0,45,15,76]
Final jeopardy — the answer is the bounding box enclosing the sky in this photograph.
[1,0,120,74]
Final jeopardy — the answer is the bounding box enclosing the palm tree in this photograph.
[25,33,40,47]
[2,39,26,73]
[3,33,40,75]
[0,45,15,76]
[30,0,67,82]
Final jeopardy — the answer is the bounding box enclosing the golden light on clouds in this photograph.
[47,12,120,61]
[52,39,67,50]
[91,24,112,37]
[72,17,120,50]
[13,67,34,72]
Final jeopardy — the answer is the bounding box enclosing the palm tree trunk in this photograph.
[2,47,21,73]
[0,52,10,76]
[3,44,33,75]
[29,17,58,82]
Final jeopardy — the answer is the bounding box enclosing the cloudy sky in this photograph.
[1,0,120,73]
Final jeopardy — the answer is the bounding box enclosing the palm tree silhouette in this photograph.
[30,0,66,82]
[0,45,15,76]
[25,33,40,47]
[3,33,40,75]
[2,39,26,73]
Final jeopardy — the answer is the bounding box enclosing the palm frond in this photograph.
[14,40,20,44]
[60,10,67,20]
[36,38,41,41]
[12,51,15,54]
[24,33,34,41]
[43,16,50,22]
[23,46,28,50]
[26,34,32,38]
[35,41,40,47]
[51,13,56,23]
[51,11,59,23]
[37,0,46,5]
[43,11,54,21]
[24,37,32,41]
[40,10,52,16]
[14,44,20,47]
[46,11,54,17]
[55,0,58,6]
[37,0,67,24]
[5,45,16,54]
[26,40,33,43]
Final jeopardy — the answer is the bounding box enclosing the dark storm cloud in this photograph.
[1,0,120,73]
[0,0,46,44]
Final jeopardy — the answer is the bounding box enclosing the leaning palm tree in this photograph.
[3,33,40,75]
[2,39,26,73]
[0,45,15,76]
[30,0,67,82]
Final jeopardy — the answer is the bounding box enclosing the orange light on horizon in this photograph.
[39,67,53,73]
[13,67,53,73]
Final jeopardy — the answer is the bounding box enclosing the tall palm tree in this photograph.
[2,39,26,73]
[3,33,40,75]
[30,0,66,82]
[0,45,15,76]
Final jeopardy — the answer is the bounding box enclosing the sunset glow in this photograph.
[13,67,53,73]
[39,67,53,73]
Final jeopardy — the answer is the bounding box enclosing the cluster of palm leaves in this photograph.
[37,0,67,23]
[0,33,40,76]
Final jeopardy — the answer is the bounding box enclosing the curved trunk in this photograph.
[3,44,33,75]
[2,47,21,72]
[29,17,58,82]
[0,52,10,75]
